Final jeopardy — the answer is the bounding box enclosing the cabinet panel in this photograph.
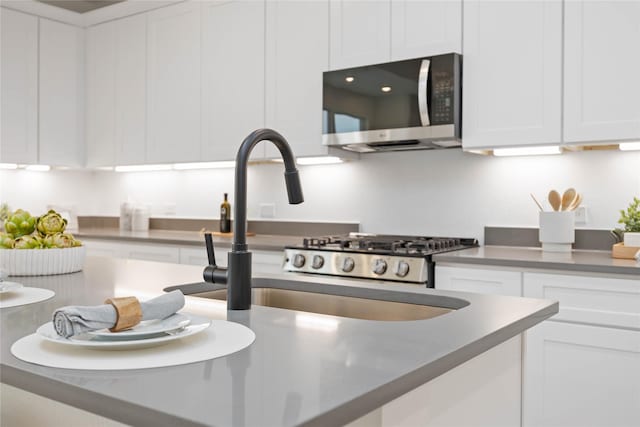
[524,272,640,330]
[39,19,84,167]
[462,0,562,149]
[329,0,390,69]
[0,8,38,164]
[524,321,640,427]
[435,265,522,296]
[390,0,461,60]
[265,0,329,158]
[122,243,180,264]
[147,1,201,163]
[201,0,265,161]
[563,0,640,143]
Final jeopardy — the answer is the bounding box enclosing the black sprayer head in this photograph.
[284,169,304,204]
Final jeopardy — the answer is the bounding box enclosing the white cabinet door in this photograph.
[523,321,640,427]
[563,1,640,143]
[329,0,390,69]
[435,265,522,296]
[390,0,461,60]
[0,8,38,164]
[121,243,180,264]
[462,0,562,150]
[147,1,201,164]
[39,18,84,167]
[253,250,284,274]
[264,0,329,158]
[201,0,265,161]
[86,22,116,167]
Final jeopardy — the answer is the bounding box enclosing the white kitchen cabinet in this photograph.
[523,272,640,427]
[39,18,84,167]
[0,8,38,165]
[201,0,265,161]
[462,0,562,150]
[146,1,201,164]
[329,0,391,69]
[563,0,640,144]
[390,0,461,60]
[83,239,180,264]
[435,264,522,296]
[86,14,147,167]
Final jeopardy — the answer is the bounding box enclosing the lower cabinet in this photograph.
[435,264,640,427]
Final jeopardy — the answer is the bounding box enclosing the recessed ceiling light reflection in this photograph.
[295,313,339,332]
[381,86,392,93]
[345,76,355,83]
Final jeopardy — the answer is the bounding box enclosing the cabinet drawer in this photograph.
[436,265,522,296]
[524,273,640,329]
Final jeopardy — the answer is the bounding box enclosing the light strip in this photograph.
[0,163,18,170]
[493,146,562,157]
[296,156,344,165]
[114,164,173,172]
[173,161,235,170]
[619,142,640,151]
[24,164,51,171]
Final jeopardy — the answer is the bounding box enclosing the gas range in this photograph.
[283,233,478,287]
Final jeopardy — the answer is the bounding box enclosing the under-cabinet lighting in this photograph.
[24,164,51,172]
[0,163,18,170]
[296,156,344,165]
[114,164,173,172]
[493,146,562,157]
[619,141,640,151]
[173,161,236,170]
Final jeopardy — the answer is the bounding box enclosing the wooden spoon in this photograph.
[561,188,577,211]
[548,190,561,211]
[569,193,582,211]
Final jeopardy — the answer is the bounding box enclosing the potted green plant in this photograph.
[617,196,640,247]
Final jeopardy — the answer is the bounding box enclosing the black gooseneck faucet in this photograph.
[203,129,304,310]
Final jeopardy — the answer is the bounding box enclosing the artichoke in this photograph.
[36,209,67,236]
[14,234,44,249]
[0,232,15,249]
[44,233,75,249]
[4,209,37,238]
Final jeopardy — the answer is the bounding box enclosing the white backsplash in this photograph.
[1,149,638,243]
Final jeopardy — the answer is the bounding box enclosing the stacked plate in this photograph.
[36,312,212,350]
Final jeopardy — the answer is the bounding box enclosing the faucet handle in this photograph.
[204,232,216,266]
[203,233,228,284]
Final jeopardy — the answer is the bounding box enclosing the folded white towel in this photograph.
[52,290,185,338]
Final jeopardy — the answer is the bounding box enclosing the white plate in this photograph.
[0,281,23,294]
[87,313,191,339]
[36,313,211,350]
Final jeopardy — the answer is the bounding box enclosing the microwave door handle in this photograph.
[418,59,430,126]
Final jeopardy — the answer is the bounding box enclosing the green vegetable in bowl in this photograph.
[44,232,75,248]
[14,234,44,249]
[4,209,37,238]
[36,210,67,236]
[0,232,15,249]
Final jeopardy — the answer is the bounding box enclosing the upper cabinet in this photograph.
[462,0,562,150]
[0,8,38,164]
[86,14,147,167]
[201,0,265,161]
[39,19,85,167]
[563,0,640,144]
[146,1,202,164]
[264,0,329,158]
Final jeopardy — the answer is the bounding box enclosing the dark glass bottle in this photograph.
[220,193,231,233]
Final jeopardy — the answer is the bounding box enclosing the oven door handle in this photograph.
[418,59,431,127]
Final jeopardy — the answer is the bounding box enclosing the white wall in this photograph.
[1,149,638,243]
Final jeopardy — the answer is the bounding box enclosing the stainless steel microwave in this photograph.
[322,53,461,153]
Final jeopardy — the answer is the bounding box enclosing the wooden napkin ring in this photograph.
[104,296,142,332]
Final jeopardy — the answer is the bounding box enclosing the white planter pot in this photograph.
[623,232,640,247]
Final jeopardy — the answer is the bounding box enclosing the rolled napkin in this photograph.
[52,290,185,338]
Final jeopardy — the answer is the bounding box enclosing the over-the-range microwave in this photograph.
[322,53,461,153]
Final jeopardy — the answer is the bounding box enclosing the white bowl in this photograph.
[0,246,86,276]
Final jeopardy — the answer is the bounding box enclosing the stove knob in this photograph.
[311,255,324,269]
[394,261,410,278]
[341,257,355,273]
[373,259,387,275]
[292,254,306,268]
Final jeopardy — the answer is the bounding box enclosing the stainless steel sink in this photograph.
[165,278,466,321]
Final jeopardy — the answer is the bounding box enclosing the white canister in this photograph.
[131,207,150,231]
[539,211,575,252]
[119,202,133,231]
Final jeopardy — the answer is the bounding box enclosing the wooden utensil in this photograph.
[561,188,577,211]
[569,193,582,211]
[530,193,544,211]
[548,190,561,211]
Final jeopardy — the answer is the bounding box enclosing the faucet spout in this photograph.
[227,128,304,310]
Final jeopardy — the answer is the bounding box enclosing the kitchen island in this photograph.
[1,257,557,426]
